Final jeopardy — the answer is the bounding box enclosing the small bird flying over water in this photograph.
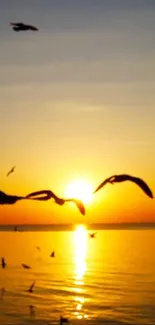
[6,166,16,177]
[1,258,6,269]
[26,190,86,215]
[93,174,153,199]
[22,263,31,269]
[10,22,38,32]
[89,232,97,238]
[28,281,35,293]
[50,251,55,257]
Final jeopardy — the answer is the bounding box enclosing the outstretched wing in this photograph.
[93,176,114,193]
[29,281,35,292]
[28,25,39,31]
[25,190,57,201]
[127,175,153,199]
[0,191,24,205]
[65,198,85,215]
[10,22,24,27]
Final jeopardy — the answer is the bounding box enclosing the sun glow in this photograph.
[65,180,93,204]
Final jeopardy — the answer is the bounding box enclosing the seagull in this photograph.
[93,174,153,199]
[22,263,31,269]
[60,316,69,324]
[28,281,35,293]
[10,22,39,32]
[50,251,55,257]
[1,258,6,269]
[0,288,5,300]
[89,232,97,238]
[6,166,16,177]
[26,190,86,215]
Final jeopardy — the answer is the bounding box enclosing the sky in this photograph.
[0,0,155,224]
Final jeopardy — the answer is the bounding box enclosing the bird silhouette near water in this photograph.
[10,22,39,32]
[93,174,153,198]
[50,251,55,257]
[89,232,97,238]
[6,166,16,177]
[28,281,35,293]
[26,190,86,215]
[22,263,31,269]
[60,316,69,324]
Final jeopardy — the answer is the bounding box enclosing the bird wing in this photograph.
[65,198,85,215]
[28,25,39,31]
[126,175,153,199]
[25,190,57,201]
[29,281,35,291]
[93,176,114,193]
[10,22,24,27]
[22,263,31,269]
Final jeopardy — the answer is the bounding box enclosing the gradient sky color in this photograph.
[0,0,155,224]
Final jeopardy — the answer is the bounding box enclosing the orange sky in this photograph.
[0,1,155,224]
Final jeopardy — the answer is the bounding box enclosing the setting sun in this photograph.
[65,180,93,204]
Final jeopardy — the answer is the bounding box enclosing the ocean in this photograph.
[0,224,155,325]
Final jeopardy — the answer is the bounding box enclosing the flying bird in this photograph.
[26,190,86,215]
[6,166,16,177]
[50,251,55,257]
[0,189,52,205]
[36,246,40,251]
[1,258,6,269]
[93,174,153,199]
[89,232,97,238]
[22,263,31,269]
[28,281,35,293]
[10,22,38,32]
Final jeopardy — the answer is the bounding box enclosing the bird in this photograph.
[36,246,40,251]
[6,166,16,177]
[28,281,35,293]
[22,263,31,269]
[89,232,97,238]
[1,258,6,269]
[0,288,5,300]
[60,316,69,324]
[10,22,38,32]
[25,190,86,215]
[50,251,55,257]
[93,174,153,199]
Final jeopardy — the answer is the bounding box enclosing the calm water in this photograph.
[0,226,155,325]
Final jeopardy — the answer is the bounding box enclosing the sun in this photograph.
[65,180,93,204]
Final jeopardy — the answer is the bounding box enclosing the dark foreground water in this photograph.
[0,225,155,324]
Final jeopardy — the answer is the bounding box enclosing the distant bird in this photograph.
[28,281,35,293]
[14,226,18,232]
[93,174,153,199]
[89,232,97,238]
[60,316,69,324]
[36,246,40,251]
[50,251,55,257]
[10,22,38,32]
[6,166,16,177]
[0,288,5,300]
[22,263,31,269]
[26,190,86,215]
[1,258,6,269]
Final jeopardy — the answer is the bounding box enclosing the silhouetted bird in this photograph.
[50,251,55,257]
[36,246,40,251]
[1,258,6,269]
[22,263,31,269]
[6,166,16,177]
[10,22,38,32]
[26,190,85,215]
[94,174,153,198]
[60,316,69,324]
[28,281,35,293]
[0,288,5,300]
[89,232,97,238]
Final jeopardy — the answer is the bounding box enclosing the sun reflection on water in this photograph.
[73,225,88,319]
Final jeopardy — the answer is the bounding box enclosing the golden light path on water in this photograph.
[73,225,88,319]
